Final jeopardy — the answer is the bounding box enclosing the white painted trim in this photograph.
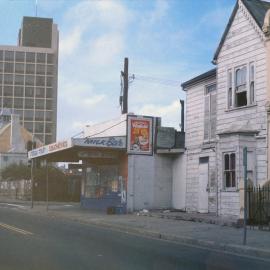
[226,59,257,110]
[222,151,237,190]
[156,149,185,154]
[239,0,265,42]
[249,61,256,105]
[227,69,233,109]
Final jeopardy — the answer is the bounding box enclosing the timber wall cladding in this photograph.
[185,78,216,149]
[184,4,268,215]
[217,6,267,187]
[185,77,216,212]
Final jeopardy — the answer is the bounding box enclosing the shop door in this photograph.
[198,157,209,213]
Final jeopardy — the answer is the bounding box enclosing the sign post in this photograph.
[46,159,49,211]
[31,158,34,209]
[243,147,248,245]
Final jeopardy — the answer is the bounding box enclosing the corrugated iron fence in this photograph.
[247,186,270,227]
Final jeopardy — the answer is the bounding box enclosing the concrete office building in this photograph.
[0,16,59,144]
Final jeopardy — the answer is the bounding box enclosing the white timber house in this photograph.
[181,0,270,218]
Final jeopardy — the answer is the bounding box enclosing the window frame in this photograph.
[223,152,236,190]
[249,62,255,105]
[227,69,233,109]
[227,62,256,110]
[204,83,217,142]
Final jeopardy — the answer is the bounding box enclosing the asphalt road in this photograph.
[0,206,270,270]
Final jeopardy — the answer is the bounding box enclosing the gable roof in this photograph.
[213,0,270,63]
[0,123,43,153]
[243,0,270,27]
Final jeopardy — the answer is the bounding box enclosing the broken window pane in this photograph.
[236,91,247,107]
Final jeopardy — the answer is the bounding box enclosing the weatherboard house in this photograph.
[181,0,270,218]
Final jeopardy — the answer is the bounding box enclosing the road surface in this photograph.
[0,205,269,270]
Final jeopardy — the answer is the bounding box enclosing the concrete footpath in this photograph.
[2,201,270,260]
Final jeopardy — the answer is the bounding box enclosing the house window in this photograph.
[227,63,255,109]
[228,70,232,108]
[235,66,247,107]
[204,83,216,141]
[250,63,255,104]
[224,153,236,188]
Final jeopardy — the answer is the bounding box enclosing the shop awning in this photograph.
[28,136,127,162]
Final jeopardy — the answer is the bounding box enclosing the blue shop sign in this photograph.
[73,136,126,149]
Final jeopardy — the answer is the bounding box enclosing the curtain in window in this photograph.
[235,66,246,93]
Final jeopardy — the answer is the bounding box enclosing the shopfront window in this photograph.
[84,165,122,199]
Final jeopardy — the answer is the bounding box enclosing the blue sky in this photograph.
[0,0,236,140]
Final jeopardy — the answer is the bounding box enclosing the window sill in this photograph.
[225,103,257,112]
[202,141,216,149]
[220,188,239,192]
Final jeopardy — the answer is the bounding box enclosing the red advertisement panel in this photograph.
[127,115,153,155]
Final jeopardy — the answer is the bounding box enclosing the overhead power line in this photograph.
[131,74,181,87]
[85,119,127,139]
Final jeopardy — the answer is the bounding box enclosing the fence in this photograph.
[0,176,81,203]
[0,179,31,200]
[247,186,270,226]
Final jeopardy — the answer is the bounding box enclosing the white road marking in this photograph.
[0,203,26,209]
[0,222,33,235]
[7,203,26,209]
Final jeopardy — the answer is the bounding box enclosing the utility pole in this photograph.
[122,57,129,114]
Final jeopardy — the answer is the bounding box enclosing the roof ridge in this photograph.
[258,0,270,6]
[213,0,270,62]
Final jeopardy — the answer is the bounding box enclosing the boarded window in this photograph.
[210,92,216,139]
[204,95,210,140]
[204,84,216,141]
